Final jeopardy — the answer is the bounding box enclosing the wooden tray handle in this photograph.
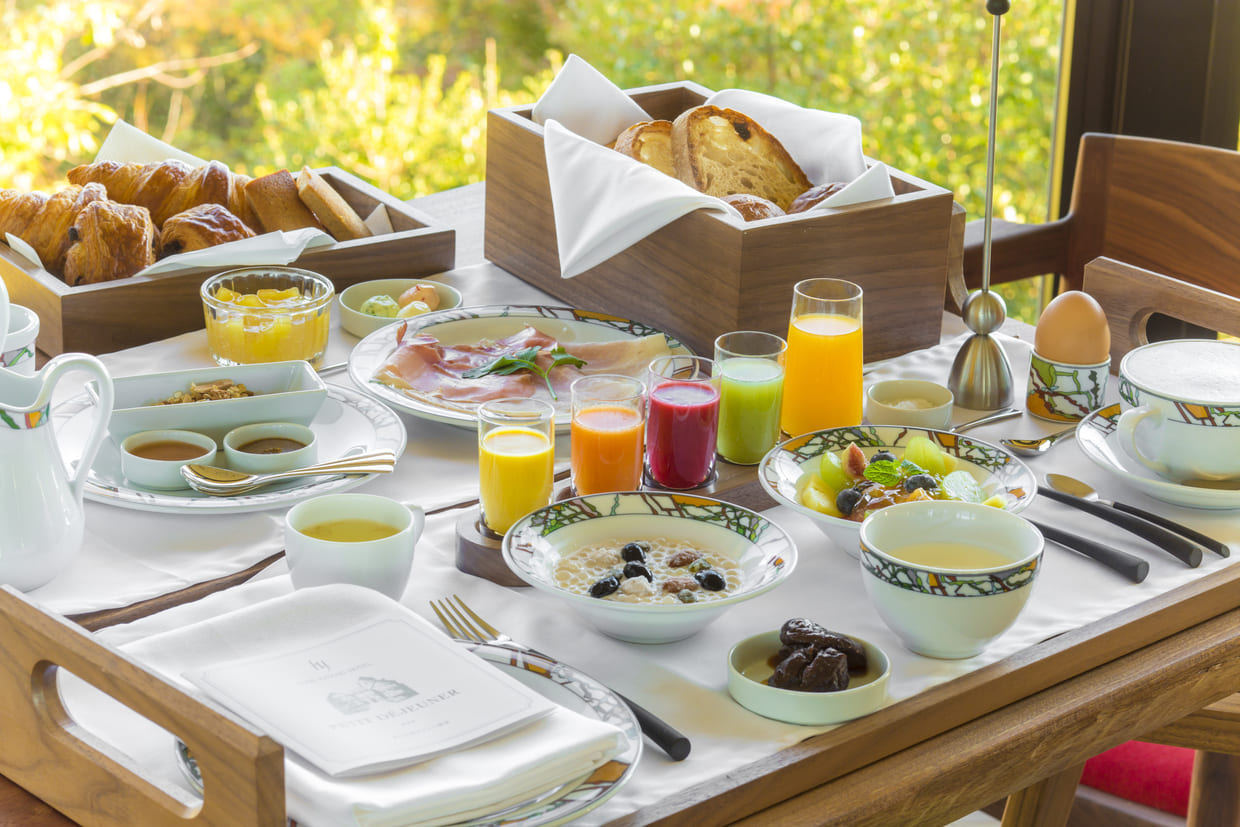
[0,587,284,826]
[1082,256,1240,366]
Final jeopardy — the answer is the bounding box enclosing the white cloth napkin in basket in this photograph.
[534,56,896,278]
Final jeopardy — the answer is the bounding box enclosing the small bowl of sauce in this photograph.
[223,422,317,475]
[120,429,217,490]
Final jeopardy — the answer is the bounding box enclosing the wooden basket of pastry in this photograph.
[485,80,964,361]
[0,161,455,356]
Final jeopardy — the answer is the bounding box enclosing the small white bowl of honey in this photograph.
[223,421,317,475]
[120,429,217,490]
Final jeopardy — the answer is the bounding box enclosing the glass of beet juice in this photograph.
[644,355,720,489]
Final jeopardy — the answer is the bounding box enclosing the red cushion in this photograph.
[1080,740,1194,816]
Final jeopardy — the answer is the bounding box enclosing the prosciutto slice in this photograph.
[372,324,673,410]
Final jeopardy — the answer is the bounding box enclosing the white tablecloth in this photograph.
[36,318,1239,825]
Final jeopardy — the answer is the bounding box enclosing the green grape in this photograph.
[902,436,948,476]
[819,449,854,492]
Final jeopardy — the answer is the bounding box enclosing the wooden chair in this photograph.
[962,133,1240,299]
[999,257,1240,827]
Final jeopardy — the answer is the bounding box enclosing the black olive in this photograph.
[589,575,620,598]
[695,569,726,591]
[870,450,897,464]
[623,561,653,581]
[620,542,649,562]
[836,486,864,516]
[904,473,938,493]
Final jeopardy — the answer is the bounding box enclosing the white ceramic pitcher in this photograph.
[0,352,114,591]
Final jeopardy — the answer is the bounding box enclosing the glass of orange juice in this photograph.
[570,374,645,495]
[780,278,863,436]
[477,398,555,536]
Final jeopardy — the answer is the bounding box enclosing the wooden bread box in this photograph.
[0,167,455,357]
[485,81,962,360]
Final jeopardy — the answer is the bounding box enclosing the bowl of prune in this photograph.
[501,491,797,644]
[727,618,890,725]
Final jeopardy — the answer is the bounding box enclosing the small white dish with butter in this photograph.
[865,379,953,429]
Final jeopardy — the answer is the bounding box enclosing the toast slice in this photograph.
[671,105,811,211]
[613,120,675,177]
[296,167,372,241]
[243,169,325,234]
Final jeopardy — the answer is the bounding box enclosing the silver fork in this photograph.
[430,595,691,761]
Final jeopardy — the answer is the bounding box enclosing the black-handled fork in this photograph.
[1037,485,1204,568]
[431,595,691,761]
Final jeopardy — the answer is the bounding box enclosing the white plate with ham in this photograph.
[347,305,691,429]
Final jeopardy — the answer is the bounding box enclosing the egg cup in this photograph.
[1026,351,1110,423]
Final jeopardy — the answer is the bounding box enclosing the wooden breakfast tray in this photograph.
[0,587,284,826]
[0,167,456,356]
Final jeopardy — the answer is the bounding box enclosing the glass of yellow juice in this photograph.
[478,398,555,536]
[780,278,863,436]
[201,266,334,367]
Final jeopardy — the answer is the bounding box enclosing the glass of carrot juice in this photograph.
[570,375,645,495]
[477,398,555,536]
[780,279,863,436]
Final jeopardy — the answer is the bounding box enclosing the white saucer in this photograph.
[1076,404,1240,510]
[55,384,407,514]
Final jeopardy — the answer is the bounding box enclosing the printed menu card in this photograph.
[186,606,555,777]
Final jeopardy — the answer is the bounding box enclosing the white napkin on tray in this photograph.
[62,584,624,827]
[534,57,896,278]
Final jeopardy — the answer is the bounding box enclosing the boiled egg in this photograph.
[1033,290,1111,364]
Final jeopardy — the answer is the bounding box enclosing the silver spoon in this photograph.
[181,451,398,496]
[1001,424,1076,457]
[949,407,1022,433]
[1045,474,1228,558]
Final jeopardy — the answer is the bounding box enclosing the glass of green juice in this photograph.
[713,331,787,465]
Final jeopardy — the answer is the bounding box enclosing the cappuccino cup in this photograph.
[1116,339,1240,483]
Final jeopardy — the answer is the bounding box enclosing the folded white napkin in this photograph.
[535,58,896,278]
[64,584,624,827]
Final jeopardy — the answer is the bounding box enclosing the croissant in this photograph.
[0,183,109,275]
[62,200,159,286]
[67,159,256,230]
[159,203,256,258]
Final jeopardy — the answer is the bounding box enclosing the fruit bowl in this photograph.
[758,426,1036,558]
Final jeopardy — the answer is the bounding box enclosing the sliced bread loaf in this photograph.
[613,120,676,177]
[671,105,811,210]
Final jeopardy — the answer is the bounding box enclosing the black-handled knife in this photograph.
[615,691,691,761]
[1026,517,1149,582]
[1105,502,1229,558]
[1037,485,1204,568]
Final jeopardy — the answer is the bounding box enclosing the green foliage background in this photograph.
[2,0,1063,319]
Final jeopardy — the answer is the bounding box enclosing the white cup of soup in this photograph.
[223,421,317,475]
[284,493,425,599]
[858,500,1043,659]
[1116,339,1240,483]
[120,429,218,490]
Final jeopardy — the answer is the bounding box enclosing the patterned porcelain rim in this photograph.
[347,304,691,430]
[757,425,1037,529]
[1117,376,1240,426]
[53,384,406,514]
[859,541,1040,598]
[1077,404,1240,510]
[174,642,641,827]
[502,491,797,613]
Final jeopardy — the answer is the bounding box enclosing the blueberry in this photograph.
[904,473,938,493]
[623,561,653,581]
[589,575,620,598]
[695,570,727,591]
[620,542,649,562]
[836,486,864,516]
[870,450,897,464]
